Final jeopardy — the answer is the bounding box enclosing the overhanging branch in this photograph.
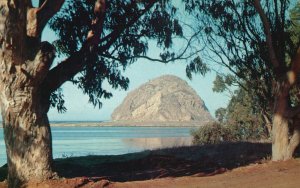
[253,0,280,70]
[44,0,157,94]
[43,0,106,94]
[102,31,203,64]
[98,1,156,51]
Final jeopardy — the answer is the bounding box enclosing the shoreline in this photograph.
[49,121,207,127]
[0,121,207,127]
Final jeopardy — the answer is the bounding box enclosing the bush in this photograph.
[191,122,237,145]
[227,120,269,141]
[191,121,269,146]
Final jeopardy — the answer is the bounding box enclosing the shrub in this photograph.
[191,120,269,146]
[191,122,237,145]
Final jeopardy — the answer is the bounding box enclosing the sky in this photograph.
[0,1,230,122]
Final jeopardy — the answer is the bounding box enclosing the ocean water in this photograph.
[0,125,192,166]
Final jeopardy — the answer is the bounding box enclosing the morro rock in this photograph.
[111,75,213,125]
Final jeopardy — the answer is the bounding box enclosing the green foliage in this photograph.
[193,79,269,145]
[0,164,6,181]
[48,0,185,110]
[183,0,300,114]
[186,56,210,79]
[50,88,67,113]
[191,122,237,145]
[185,1,300,145]
[215,107,226,123]
[192,115,268,146]
[212,74,235,93]
[290,1,300,34]
[217,88,269,140]
[289,1,300,59]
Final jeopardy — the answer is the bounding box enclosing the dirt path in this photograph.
[110,159,300,188]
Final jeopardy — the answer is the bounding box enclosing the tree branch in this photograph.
[262,111,272,135]
[285,125,300,159]
[44,0,156,94]
[27,0,65,37]
[102,31,203,64]
[42,0,106,94]
[253,0,280,70]
[29,41,56,85]
[98,1,156,51]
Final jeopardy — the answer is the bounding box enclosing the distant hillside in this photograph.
[112,75,213,125]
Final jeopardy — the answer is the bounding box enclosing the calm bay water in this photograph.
[0,125,192,166]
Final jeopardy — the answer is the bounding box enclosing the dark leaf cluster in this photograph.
[186,56,209,79]
[50,88,67,113]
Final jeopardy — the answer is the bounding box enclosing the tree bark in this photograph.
[0,1,106,186]
[272,114,300,160]
[0,45,56,187]
[285,126,300,159]
[254,0,300,161]
[2,108,55,187]
[0,2,56,186]
[272,113,290,160]
[271,82,300,161]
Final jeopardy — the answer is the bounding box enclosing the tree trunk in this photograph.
[271,83,300,161]
[2,108,55,187]
[0,0,104,186]
[0,1,57,186]
[285,126,300,159]
[272,115,300,160]
[0,51,56,187]
[272,113,290,160]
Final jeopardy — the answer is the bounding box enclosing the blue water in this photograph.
[0,126,192,166]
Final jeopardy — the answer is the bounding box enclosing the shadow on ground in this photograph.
[1,142,299,182]
[53,142,274,182]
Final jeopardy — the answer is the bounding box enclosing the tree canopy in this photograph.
[185,0,299,119]
[45,0,199,112]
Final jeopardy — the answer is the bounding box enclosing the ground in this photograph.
[0,142,299,188]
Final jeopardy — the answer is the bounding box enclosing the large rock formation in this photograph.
[112,75,213,125]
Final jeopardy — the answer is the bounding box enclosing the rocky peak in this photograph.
[111,75,213,125]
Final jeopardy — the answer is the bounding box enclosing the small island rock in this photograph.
[111,75,213,125]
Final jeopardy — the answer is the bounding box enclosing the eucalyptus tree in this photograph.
[184,0,300,160]
[0,0,196,187]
